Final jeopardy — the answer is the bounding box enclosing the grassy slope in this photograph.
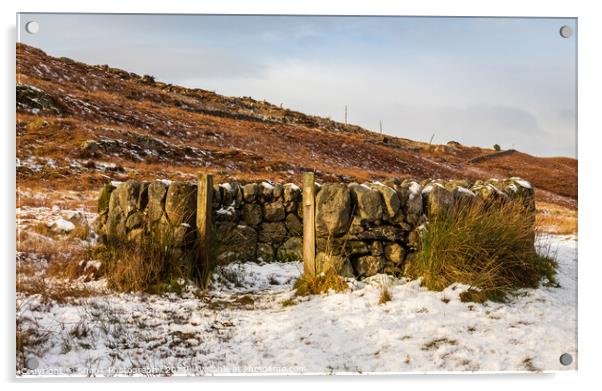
[16,43,577,210]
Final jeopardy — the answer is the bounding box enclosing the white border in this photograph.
[3,1,600,390]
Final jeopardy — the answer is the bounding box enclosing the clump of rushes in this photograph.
[294,269,348,296]
[407,198,558,302]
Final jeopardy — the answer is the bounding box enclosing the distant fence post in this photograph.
[197,173,213,281]
[303,172,316,276]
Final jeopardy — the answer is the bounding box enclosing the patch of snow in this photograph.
[16,236,577,376]
[220,183,234,193]
[511,177,533,189]
[216,205,235,215]
[48,218,75,233]
[158,179,172,186]
[506,184,519,193]
[284,183,300,191]
[455,187,475,196]
[213,261,302,294]
[260,181,274,191]
[408,181,421,196]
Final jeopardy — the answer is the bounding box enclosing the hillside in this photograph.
[16,43,577,210]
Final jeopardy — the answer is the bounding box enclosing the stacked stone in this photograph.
[94,177,535,279]
[313,177,535,279]
[95,180,198,261]
[313,180,425,278]
[212,181,304,264]
[95,179,306,265]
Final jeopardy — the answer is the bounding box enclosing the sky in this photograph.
[18,14,577,157]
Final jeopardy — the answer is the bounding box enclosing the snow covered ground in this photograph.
[16,234,577,376]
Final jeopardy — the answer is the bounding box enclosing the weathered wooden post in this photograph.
[197,173,213,281]
[303,172,316,276]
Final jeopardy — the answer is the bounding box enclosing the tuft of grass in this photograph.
[69,223,91,241]
[293,269,348,296]
[96,237,189,294]
[522,357,542,372]
[16,276,93,304]
[281,297,296,307]
[407,198,558,302]
[422,337,458,351]
[378,285,392,304]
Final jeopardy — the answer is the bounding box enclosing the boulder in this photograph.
[407,225,426,250]
[423,184,453,218]
[283,183,301,213]
[242,203,262,226]
[116,180,144,217]
[106,204,126,240]
[371,241,384,256]
[242,183,258,203]
[315,183,352,236]
[398,181,423,225]
[384,243,406,264]
[258,222,287,244]
[316,252,354,278]
[257,243,275,262]
[263,200,286,222]
[349,183,383,222]
[97,182,116,214]
[283,183,301,203]
[259,182,274,201]
[316,237,347,256]
[125,212,145,230]
[215,203,239,223]
[215,223,257,263]
[353,226,404,242]
[452,186,476,206]
[371,183,401,220]
[277,237,303,261]
[273,183,284,199]
[353,255,385,278]
[165,182,197,226]
[471,182,508,203]
[147,181,168,223]
[345,240,370,255]
[348,215,367,235]
[296,200,304,219]
[285,213,303,236]
[504,177,535,212]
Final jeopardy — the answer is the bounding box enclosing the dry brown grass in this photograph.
[379,285,392,304]
[536,201,577,235]
[16,275,94,304]
[16,43,577,204]
[96,233,201,294]
[294,269,348,296]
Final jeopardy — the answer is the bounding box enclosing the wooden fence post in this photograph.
[303,172,316,276]
[197,173,213,281]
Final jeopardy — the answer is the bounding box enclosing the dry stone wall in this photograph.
[94,176,535,279]
[95,180,305,266]
[312,177,535,279]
